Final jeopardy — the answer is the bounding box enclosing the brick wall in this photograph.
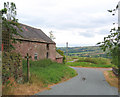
[13,41,56,61]
[56,58,63,63]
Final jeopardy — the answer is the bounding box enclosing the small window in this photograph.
[47,44,49,50]
[46,52,49,59]
[34,53,38,60]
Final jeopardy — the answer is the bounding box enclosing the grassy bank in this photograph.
[3,59,77,95]
[23,59,77,84]
[67,57,113,68]
[104,70,118,91]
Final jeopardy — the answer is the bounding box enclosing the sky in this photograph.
[0,0,120,47]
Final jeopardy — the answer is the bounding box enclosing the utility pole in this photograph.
[66,42,68,62]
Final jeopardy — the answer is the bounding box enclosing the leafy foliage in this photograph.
[97,4,120,68]
[2,52,23,84]
[49,31,56,40]
[1,2,22,51]
[1,1,23,88]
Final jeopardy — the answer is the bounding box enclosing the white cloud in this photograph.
[0,0,119,47]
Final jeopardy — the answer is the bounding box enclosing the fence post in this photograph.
[25,53,31,82]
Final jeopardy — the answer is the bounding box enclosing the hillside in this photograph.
[57,46,110,58]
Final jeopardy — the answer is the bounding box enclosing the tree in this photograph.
[1,2,22,51]
[3,2,17,21]
[49,31,56,41]
[1,2,23,85]
[97,4,120,69]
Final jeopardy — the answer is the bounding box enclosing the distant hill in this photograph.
[57,46,110,58]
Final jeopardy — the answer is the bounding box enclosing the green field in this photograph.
[66,57,113,68]
[57,46,110,58]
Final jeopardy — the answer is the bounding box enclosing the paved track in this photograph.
[36,67,118,95]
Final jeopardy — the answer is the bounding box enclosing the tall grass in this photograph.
[22,59,77,85]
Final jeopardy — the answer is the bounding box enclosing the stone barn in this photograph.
[56,52,63,63]
[11,23,62,62]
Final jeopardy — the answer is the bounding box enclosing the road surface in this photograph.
[36,67,118,95]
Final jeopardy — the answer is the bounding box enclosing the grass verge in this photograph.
[66,57,113,68]
[77,57,111,64]
[104,70,118,91]
[67,62,112,68]
[3,59,77,95]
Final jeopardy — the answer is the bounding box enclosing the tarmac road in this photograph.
[36,67,118,95]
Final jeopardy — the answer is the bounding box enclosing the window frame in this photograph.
[34,53,38,60]
[47,44,49,50]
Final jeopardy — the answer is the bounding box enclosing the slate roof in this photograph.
[15,23,55,44]
[56,52,63,58]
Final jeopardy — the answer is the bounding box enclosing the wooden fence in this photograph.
[112,67,119,76]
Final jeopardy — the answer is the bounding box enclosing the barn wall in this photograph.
[48,44,56,61]
[56,58,63,63]
[13,41,56,61]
